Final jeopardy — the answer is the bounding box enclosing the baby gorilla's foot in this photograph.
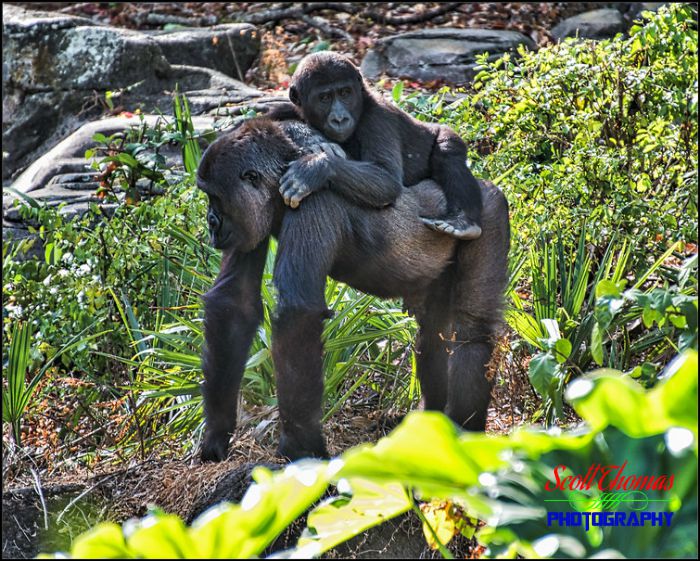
[421,211,482,240]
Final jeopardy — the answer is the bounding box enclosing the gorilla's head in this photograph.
[288,52,366,143]
[197,119,297,251]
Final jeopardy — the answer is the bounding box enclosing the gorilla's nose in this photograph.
[207,210,221,231]
[330,115,350,129]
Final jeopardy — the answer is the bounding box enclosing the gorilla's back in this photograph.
[329,180,457,300]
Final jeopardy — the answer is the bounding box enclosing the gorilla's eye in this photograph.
[241,170,259,183]
[319,92,331,103]
[340,87,352,98]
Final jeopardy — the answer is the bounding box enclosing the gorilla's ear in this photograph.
[289,85,301,106]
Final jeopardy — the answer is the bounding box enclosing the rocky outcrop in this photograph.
[2,114,219,261]
[1,100,284,259]
[147,24,260,82]
[2,4,261,181]
[551,8,626,41]
[361,28,536,85]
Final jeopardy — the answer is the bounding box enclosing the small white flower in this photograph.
[76,264,91,276]
[6,304,23,318]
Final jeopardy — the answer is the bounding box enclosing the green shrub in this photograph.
[508,230,697,422]
[3,177,211,375]
[401,4,698,260]
[394,3,699,423]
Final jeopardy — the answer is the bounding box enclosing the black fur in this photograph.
[197,118,510,462]
[268,51,483,231]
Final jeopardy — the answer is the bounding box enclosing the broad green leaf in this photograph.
[658,350,698,434]
[115,153,140,168]
[392,81,404,103]
[420,499,474,551]
[340,412,507,502]
[566,350,698,437]
[69,523,132,559]
[126,514,196,558]
[190,460,331,558]
[591,323,604,366]
[298,479,411,554]
[553,338,572,363]
[528,352,558,397]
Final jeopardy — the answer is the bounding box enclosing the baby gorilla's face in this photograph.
[307,80,362,143]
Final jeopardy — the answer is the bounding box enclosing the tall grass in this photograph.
[3,321,108,446]
[102,228,417,451]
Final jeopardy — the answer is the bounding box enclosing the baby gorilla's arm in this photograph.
[279,142,346,209]
[309,142,346,159]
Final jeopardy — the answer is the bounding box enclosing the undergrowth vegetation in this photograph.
[2,4,698,558]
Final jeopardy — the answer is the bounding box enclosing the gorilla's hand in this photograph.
[280,150,334,209]
[310,142,347,159]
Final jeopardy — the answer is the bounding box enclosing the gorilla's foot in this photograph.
[421,212,482,240]
[278,429,329,462]
[201,430,231,462]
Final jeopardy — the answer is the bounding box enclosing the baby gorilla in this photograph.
[268,51,482,239]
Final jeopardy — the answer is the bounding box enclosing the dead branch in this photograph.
[238,2,460,27]
[301,14,354,41]
[144,12,218,26]
[30,468,49,531]
[362,3,462,25]
[239,5,304,25]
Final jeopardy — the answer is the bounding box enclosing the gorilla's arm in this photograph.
[200,239,269,461]
[279,121,404,210]
[265,102,302,121]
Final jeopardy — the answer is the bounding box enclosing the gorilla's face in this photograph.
[291,80,363,144]
[202,174,270,251]
[197,131,286,252]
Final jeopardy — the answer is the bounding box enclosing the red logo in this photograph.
[545,462,675,492]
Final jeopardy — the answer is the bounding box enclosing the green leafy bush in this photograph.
[394,4,699,423]
[508,230,697,422]
[3,176,211,375]
[402,4,698,259]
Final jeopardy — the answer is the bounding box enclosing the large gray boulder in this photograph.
[8,115,216,197]
[551,8,626,41]
[3,5,168,179]
[148,24,260,82]
[361,28,536,85]
[3,13,170,92]
[2,5,261,181]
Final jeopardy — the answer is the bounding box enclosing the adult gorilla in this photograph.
[197,118,510,462]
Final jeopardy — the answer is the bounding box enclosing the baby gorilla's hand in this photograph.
[309,142,347,159]
[280,151,333,208]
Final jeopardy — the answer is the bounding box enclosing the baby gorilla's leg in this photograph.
[422,125,483,240]
[421,212,482,240]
